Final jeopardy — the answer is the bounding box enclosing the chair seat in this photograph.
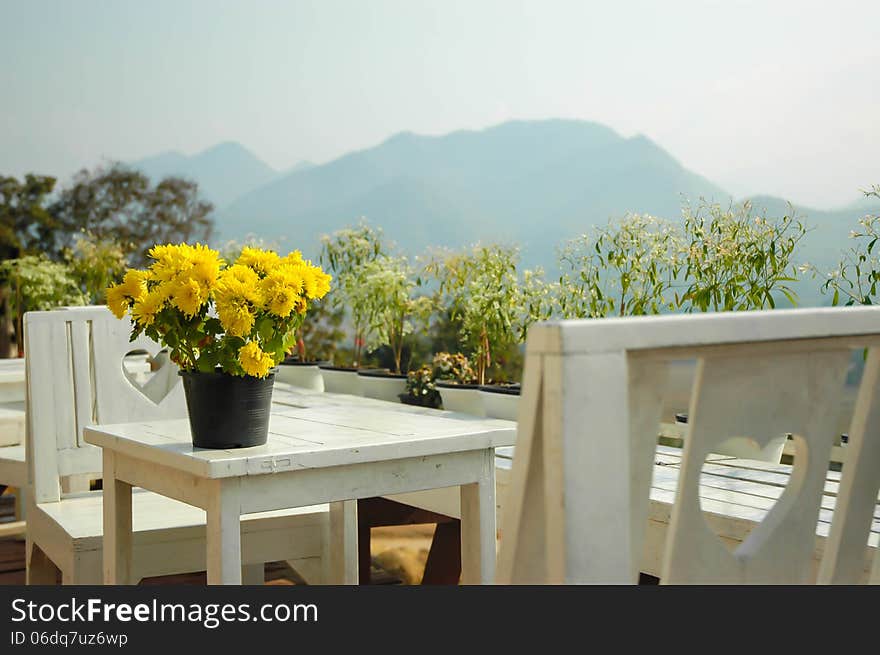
[0,445,27,487]
[37,488,328,551]
[0,401,25,447]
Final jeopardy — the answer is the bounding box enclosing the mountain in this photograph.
[132,142,282,209]
[218,119,730,267]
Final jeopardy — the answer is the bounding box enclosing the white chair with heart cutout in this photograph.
[25,306,331,584]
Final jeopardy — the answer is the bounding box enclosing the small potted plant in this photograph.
[106,244,331,448]
[355,255,433,402]
[432,352,483,415]
[400,363,441,408]
[317,221,385,395]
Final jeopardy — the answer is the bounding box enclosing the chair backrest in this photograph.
[497,307,880,585]
[24,306,186,504]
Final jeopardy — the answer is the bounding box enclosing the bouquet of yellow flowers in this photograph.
[106,243,331,378]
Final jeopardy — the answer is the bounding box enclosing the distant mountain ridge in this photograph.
[129,121,877,307]
[217,119,731,266]
[132,142,286,209]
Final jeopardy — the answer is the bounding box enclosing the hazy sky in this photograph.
[1,0,877,208]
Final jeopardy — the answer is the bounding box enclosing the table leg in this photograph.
[326,500,358,584]
[207,479,242,585]
[103,450,132,585]
[460,450,496,584]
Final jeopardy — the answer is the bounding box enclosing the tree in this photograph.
[50,163,214,265]
[0,174,59,260]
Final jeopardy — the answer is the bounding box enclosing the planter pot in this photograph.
[436,382,485,416]
[358,370,407,403]
[318,365,362,395]
[673,412,787,463]
[276,359,328,391]
[479,384,521,421]
[179,370,274,449]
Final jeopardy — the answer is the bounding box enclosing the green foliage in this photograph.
[50,163,214,266]
[823,186,880,306]
[558,214,682,318]
[319,220,387,367]
[678,200,807,312]
[348,255,432,373]
[404,352,477,408]
[0,174,59,260]
[0,255,87,351]
[426,244,520,384]
[295,298,346,363]
[63,232,128,304]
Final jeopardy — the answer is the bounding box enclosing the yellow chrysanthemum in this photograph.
[217,300,255,337]
[106,284,130,319]
[282,250,304,266]
[119,269,149,301]
[217,265,263,307]
[171,278,204,317]
[238,341,274,378]
[131,289,166,327]
[237,247,280,277]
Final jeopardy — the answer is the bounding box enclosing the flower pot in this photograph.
[479,384,520,421]
[358,370,407,403]
[179,370,274,449]
[436,381,485,416]
[276,359,327,391]
[318,365,362,395]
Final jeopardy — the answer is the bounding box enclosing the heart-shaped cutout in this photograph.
[695,435,799,555]
[122,348,179,405]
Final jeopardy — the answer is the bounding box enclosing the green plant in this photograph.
[432,352,477,384]
[823,186,880,306]
[63,232,128,304]
[558,214,682,318]
[405,364,441,408]
[517,267,559,342]
[0,255,87,353]
[353,255,433,373]
[678,200,807,312]
[426,245,520,385]
[319,220,386,367]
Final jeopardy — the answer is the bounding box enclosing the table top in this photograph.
[84,384,516,479]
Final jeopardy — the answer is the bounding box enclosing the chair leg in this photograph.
[241,563,265,585]
[26,539,59,585]
[13,486,27,523]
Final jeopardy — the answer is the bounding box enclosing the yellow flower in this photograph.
[217,300,255,337]
[237,247,280,277]
[120,269,149,301]
[217,265,263,307]
[171,278,204,317]
[131,289,166,327]
[106,284,130,319]
[282,250,304,266]
[239,341,274,378]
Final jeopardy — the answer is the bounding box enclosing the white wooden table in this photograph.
[84,388,515,585]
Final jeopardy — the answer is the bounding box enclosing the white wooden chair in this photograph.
[24,306,331,584]
[497,307,880,584]
[0,357,27,536]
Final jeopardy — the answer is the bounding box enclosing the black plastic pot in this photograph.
[478,383,521,396]
[179,369,275,449]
